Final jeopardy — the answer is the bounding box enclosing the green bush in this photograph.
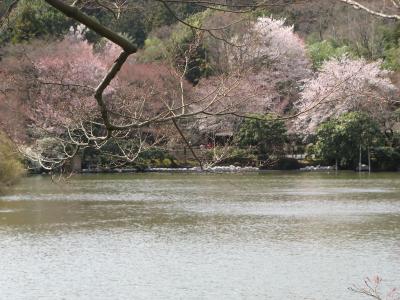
[0,133,25,188]
[136,148,178,168]
[161,158,173,168]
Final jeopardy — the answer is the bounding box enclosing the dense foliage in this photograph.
[236,114,287,159]
[0,0,202,46]
[0,132,25,187]
[307,40,351,69]
[0,0,72,43]
[313,112,383,169]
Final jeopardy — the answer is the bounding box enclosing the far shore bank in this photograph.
[26,164,396,175]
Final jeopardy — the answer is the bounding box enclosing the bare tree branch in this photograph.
[44,0,137,52]
[337,0,400,20]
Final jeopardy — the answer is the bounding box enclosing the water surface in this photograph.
[1,172,399,299]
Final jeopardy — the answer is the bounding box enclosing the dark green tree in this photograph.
[314,112,383,169]
[235,114,287,159]
[0,0,72,43]
[139,9,215,84]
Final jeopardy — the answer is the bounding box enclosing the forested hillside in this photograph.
[1,0,400,172]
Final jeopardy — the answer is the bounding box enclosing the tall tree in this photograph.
[314,112,383,169]
[294,56,396,133]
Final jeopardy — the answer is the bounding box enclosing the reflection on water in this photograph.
[0,172,399,299]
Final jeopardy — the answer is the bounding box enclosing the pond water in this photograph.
[0,172,399,299]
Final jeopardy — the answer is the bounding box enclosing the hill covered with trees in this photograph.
[1,0,400,174]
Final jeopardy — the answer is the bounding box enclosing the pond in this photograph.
[0,172,399,299]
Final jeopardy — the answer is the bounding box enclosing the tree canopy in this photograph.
[314,112,383,169]
[236,114,287,157]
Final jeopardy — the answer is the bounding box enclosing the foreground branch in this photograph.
[95,50,130,134]
[44,0,137,53]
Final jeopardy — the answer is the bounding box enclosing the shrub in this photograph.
[0,133,25,188]
[161,158,173,168]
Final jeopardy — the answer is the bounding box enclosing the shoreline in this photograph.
[80,166,261,174]
[27,165,394,175]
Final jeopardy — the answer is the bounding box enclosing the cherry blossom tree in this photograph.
[0,28,181,168]
[229,17,309,74]
[294,56,397,133]
[194,16,311,136]
[229,16,311,114]
[0,25,108,143]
